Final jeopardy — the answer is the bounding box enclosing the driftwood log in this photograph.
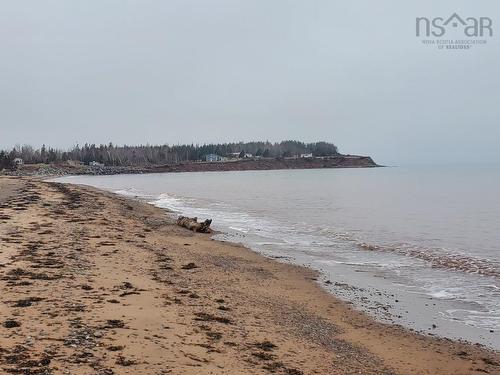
[176,216,212,233]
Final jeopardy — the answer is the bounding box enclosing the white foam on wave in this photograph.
[444,309,500,329]
[357,241,500,277]
[147,190,500,332]
[429,290,453,299]
[228,226,249,233]
[152,193,289,240]
[114,188,153,199]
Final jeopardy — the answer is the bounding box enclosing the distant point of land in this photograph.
[0,140,379,176]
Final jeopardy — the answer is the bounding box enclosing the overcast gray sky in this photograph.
[0,1,498,165]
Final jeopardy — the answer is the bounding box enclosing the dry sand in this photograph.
[0,176,498,375]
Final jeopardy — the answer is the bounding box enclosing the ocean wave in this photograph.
[150,191,500,279]
[114,188,154,200]
[358,242,499,277]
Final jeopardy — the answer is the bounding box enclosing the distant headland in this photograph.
[0,140,379,176]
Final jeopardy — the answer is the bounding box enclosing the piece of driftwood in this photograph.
[177,216,212,233]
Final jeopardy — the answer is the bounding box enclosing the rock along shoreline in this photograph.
[3,155,380,177]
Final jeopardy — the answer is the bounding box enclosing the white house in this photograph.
[300,153,313,158]
[13,158,23,165]
[205,154,223,162]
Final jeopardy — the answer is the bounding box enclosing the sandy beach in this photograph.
[0,176,498,375]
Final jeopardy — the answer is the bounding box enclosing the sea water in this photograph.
[56,165,500,349]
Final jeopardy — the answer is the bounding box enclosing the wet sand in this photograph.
[0,176,498,374]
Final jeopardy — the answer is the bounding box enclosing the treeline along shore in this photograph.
[0,140,379,176]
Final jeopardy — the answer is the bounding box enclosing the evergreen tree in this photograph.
[0,140,339,166]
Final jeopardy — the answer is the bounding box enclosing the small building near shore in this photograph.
[89,161,105,167]
[205,154,223,162]
[205,154,224,162]
[300,153,313,158]
[13,158,23,165]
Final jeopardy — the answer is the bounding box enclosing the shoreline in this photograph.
[56,173,499,350]
[212,232,500,351]
[3,155,380,177]
[0,176,498,374]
